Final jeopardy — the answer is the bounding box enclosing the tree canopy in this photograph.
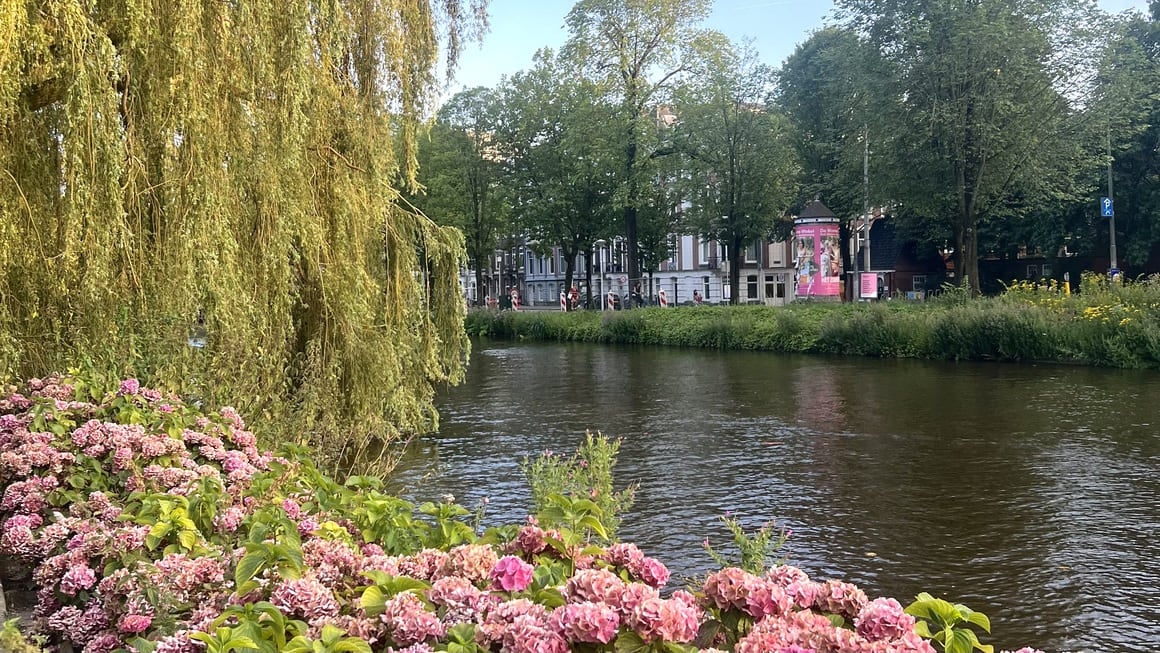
[836,0,1106,292]
[0,0,479,468]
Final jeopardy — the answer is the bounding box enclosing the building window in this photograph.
[549,255,555,275]
[702,276,711,299]
[912,275,927,291]
[747,275,758,300]
[746,243,759,264]
[765,274,775,298]
[700,239,710,267]
[1026,264,1038,279]
[776,282,786,298]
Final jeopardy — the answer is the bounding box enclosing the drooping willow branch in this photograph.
[0,0,480,471]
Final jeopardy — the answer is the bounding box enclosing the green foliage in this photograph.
[491,50,620,294]
[417,499,479,549]
[469,295,1160,369]
[284,624,372,653]
[537,493,610,543]
[905,593,994,653]
[210,602,309,653]
[0,0,474,475]
[521,431,636,540]
[189,627,261,653]
[834,0,1106,293]
[564,0,713,283]
[702,514,789,575]
[0,620,44,653]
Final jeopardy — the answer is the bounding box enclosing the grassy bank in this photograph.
[465,275,1160,368]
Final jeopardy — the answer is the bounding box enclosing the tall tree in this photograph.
[837,0,1104,292]
[414,88,507,306]
[495,50,619,308]
[777,27,876,221]
[0,0,479,466]
[564,0,712,287]
[675,43,799,303]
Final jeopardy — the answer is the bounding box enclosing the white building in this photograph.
[462,235,796,307]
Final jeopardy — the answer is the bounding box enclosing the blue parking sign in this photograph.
[1101,197,1114,217]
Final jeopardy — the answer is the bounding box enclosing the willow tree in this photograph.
[0,0,481,467]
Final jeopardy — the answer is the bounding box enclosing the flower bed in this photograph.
[0,377,1043,653]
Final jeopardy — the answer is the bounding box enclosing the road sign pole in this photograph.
[1108,128,1117,271]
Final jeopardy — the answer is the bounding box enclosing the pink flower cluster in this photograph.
[477,599,568,653]
[380,592,446,646]
[270,576,342,623]
[549,601,620,644]
[491,555,534,592]
[704,566,793,620]
[602,542,670,587]
[736,606,935,653]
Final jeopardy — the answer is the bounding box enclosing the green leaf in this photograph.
[332,641,372,653]
[614,630,650,653]
[914,620,933,638]
[177,529,199,550]
[946,627,991,653]
[360,585,386,616]
[234,551,267,590]
[961,608,991,633]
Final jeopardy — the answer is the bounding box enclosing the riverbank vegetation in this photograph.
[1,376,1046,653]
[465,274,1160,368]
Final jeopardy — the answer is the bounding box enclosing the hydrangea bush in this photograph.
[0,376,1044,653]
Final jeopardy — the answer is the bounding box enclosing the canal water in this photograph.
[389,341,1160,652]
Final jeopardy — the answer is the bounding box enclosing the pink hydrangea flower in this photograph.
[491,555,534,592]
[443,544,499,585]
[855,597,916,641]
[564,568,626,605]
[60,563,98,595]
[812,579,869,619]
[119,613,154,634]
[380,591,445,646]
[269,576,340,621]
[549,601,620,644]
[627,595,702,643]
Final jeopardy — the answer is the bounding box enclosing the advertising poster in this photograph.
[794,223,841,298]
[860,272,878,299]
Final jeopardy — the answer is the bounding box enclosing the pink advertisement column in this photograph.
[793,201,842,300]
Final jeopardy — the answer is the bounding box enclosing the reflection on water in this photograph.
[389,342,1160,653]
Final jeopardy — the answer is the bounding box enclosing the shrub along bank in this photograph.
[0,377,1045,653]
[465,276,1160,368]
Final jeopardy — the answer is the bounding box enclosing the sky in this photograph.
[445,0,1154,96]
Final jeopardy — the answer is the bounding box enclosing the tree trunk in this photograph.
[562,245,576,310]
[952,220,981,295]
[583,248,594,310]
[474,265,485,307]
[730,233,743,305]
[624,135,640,287]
